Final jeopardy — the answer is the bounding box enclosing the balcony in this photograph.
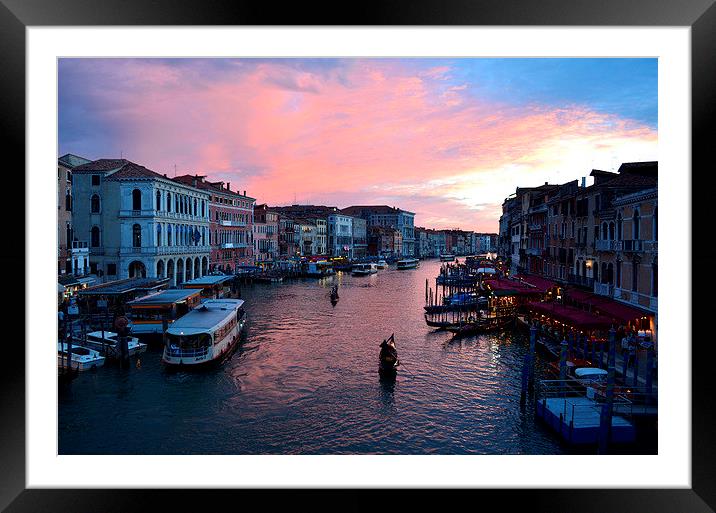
[614,287,657,312]
[219,220,247,227]
[220,242,249,249]
[595,239,618,251]
[120,245,211,256]
[567,273,595,288]
[621,239,643,252]
[593,282,614,297]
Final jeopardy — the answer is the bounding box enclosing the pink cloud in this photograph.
[65,59,657,232]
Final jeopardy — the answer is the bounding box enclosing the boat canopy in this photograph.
[166,299,244,336]
[574,367,608,378]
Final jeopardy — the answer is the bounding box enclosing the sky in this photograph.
[58,58,657,232]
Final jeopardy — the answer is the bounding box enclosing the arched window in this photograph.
[90,226,100,247]
[633,209,640,240]
[202,200,206,217]
[175,194,179,213]
[602,223,608,240]
[156,190,161,211]
[607,263,614,285]
[132,224,142,247]
[167,192,172,212]
[157,224,162,247]
[91,194,100,213]
[65,191,72,212]
[66,223,73,246]
[601,262,608,284]
[608,222,615,241]
[616,259,622,288]
[167,224,172,246]
[132,189,142,210]
[617,213,623,240]
[193,199,197,216]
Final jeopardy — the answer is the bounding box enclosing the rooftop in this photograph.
[167,299,244,333]
[127,289,202,306]
[58,154,92,169]
[182,275,234,287]
[78,277,170,296]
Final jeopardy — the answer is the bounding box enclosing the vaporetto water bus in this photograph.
[396,258,419,270]
[162,299,246,367]
[126,289,203,335]
[352,263,378,276]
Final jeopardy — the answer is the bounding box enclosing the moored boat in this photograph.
[446,315,514,337]
[330,285,339,303]
[376,260,388,269]
[83,331,147,358]
[379,333,399,374]
[57,342,106,371]
[396,258,419,270]
[162,299,246,367]
[352,263,377,276]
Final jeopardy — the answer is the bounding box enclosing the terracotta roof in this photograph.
[104,162,167,181]
[72,159,129,173]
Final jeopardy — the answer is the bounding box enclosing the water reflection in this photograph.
[59,259,564,455]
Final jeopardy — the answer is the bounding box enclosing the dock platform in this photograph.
[536,396,636,444]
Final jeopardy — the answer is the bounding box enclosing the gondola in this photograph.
[445,316,514,337]
[379,333,399,375]
[329,285,339,304]
[424,314,459,329]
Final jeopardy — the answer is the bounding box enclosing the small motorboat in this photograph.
[57,341,106,371]
[379,333,399,375]
[376,260,388,269]
[83,331,147,359]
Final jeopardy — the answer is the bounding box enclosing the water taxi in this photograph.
[396,258,419,270]
[83,331,148,358]
[162,299,246,367]
[439,254,455,262]
[57,342,106,371]
[352,263,378,276]
[376,260,388,269]
[127,289,203,335]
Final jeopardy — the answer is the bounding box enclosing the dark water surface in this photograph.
[59,259,565,454]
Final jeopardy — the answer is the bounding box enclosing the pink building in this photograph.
[174,175,255,273]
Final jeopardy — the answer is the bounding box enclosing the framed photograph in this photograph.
[4,0,713,511]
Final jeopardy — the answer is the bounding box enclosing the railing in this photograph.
[221,242,249,249]
[614,288,657,311]
[593,282,614,297]
[567,274,594,288]
[71,241,89,250]
[219,220,247,227]
[164,346,209,358]
[621,239,643,252]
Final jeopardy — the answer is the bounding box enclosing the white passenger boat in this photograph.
[439,254,455,262]
[396,258,419,270]
[83,331,147,358]
[352,263,378,276]
[162,299,246,367]
[57,342,106,371]
[376,260,388,269]
[127,289,203,335]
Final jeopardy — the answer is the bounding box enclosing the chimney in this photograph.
[192,178,197,187]
[544,182,548,186]
[581,177,586,188]
[243,190,246,196]
[226,182,231,192]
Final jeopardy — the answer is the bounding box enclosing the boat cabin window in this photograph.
[166,333,212,349]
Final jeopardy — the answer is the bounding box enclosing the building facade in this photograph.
[253,204,279,265]
[351,217,367,259]
[58,154,91,274]
[327,213,354,258]
[341,205,415,257]
[174,175,255,273]
[72,159,211,285]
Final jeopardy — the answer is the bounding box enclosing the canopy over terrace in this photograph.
[483,276,557,297]
[525,301,615,331]
[563,288,653,327]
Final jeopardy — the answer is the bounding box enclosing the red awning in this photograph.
[525,301,614,330]
[514,275,558,294]
[484,278,544,296]
[564,288,651,323]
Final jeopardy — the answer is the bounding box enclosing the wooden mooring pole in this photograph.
[598,327,617,454]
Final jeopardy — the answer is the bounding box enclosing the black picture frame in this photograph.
[2,1,712,511]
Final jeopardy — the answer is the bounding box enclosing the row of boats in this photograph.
[351,258,419,275]
[59,298,248,372]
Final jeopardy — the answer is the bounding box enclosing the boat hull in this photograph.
[162,319,245,367]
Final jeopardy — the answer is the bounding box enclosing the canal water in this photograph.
[58,259,566,455]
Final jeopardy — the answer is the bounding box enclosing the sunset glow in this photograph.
[59,58,657,231]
